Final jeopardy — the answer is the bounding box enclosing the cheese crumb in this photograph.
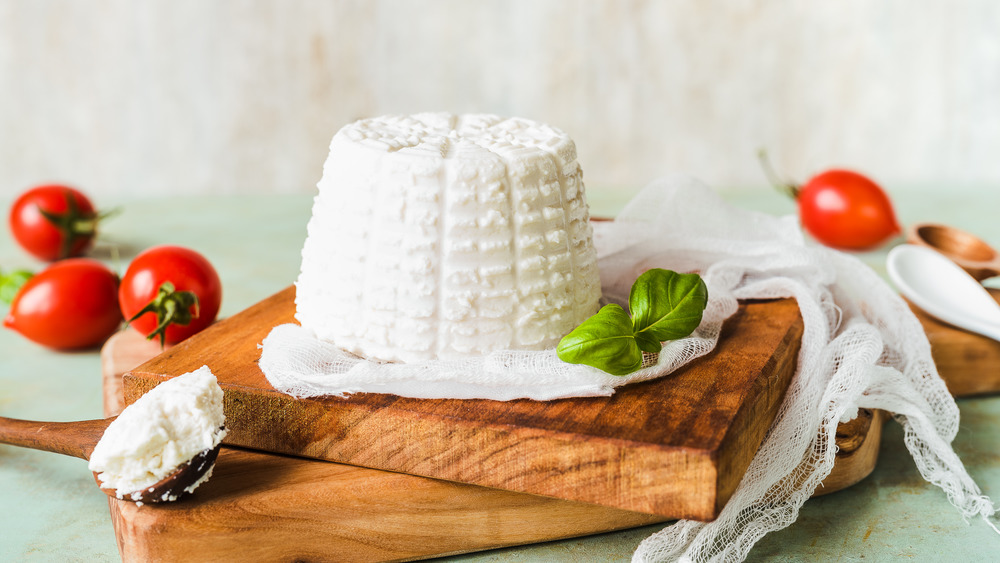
[88,366,227,498]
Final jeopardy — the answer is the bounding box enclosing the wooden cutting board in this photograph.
[104,329,881,562]
[107,449,665,563]
[107,451,655,562]
[101,335,665,562]
[124,286,804,521]
[103,287,1000,561]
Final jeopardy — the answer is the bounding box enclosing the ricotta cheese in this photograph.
[88,365,226,500]
[295,113,602,363]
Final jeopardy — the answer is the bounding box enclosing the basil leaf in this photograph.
[630,269,708,342]
[633,331,662,354]
[557,304,643,376]
[0,269,33,305]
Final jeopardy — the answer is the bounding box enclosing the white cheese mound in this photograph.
[88,365,226,499]
[296,112,602,363]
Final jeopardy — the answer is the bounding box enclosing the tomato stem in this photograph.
[757,149,801,199]
[37,192,94,259]
[37,194,120,260]
[126,282,201,347]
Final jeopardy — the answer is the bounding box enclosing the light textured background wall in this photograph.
[1,0,999,199]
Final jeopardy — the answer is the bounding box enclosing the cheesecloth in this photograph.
[259,175,998,561]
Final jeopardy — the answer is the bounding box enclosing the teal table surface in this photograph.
[1,187,999,562]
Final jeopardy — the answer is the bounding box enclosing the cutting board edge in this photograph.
[714,308,804,513]
[125,367,752,454]
[124,370,724,520]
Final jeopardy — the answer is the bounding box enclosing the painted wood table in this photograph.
[1,188,998,562]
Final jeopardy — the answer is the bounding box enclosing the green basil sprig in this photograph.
[557,268,708,376]
[0,268,34,305]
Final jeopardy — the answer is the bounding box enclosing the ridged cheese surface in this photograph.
[295,113,602,363]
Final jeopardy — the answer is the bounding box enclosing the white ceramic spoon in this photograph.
[887,244,1000,342]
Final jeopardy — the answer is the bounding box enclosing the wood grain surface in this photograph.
[101,330,665,563]
[124,286,805,521]
[101,326,882,563]
[0,416,109,460]
[813,408,886,497]
[103,283,1000,561]
[106,447,665,563]
[101,329,171,418]
[907,287,1000,397]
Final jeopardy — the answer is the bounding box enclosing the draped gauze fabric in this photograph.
[260,175,997,561]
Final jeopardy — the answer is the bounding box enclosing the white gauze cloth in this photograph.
[259,175,998,561]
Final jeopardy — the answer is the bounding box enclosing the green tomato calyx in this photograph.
[127,282,201,347]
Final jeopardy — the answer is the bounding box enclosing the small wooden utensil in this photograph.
[0,415,220,503]
[907,222,1000,281]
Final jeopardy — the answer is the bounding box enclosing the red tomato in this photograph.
[796,170,901,250]
[119,246,222,345]
[3,259,122,349]
[9,185,99,261]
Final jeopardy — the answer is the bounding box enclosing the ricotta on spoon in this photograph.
[88,365,226,501]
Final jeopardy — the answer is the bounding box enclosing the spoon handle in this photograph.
[0,416,112,460]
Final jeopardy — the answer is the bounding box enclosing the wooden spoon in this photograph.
[907,222,1000,281]
[0,415,221,503]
